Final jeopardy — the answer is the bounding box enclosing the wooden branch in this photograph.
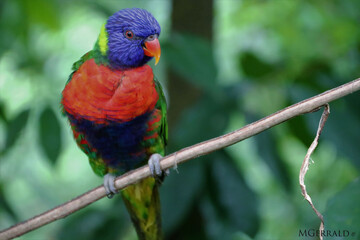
[1,78,360,240]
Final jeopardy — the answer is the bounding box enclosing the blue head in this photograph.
[99,8,161,69]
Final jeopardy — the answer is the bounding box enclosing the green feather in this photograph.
[121,177,163,240]
[154,77,168,145]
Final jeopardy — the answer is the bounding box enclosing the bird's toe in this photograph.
[104,173,117,198]
[148,153,164,177]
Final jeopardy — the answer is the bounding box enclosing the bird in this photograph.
[61,8,167,240]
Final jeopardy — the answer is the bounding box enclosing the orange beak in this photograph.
[143,37,161,65]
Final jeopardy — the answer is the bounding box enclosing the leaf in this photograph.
[162,33,218,95]
[57,206,128,240]
[0,183,18,222]
[203,151,260,238]
[323,178,360,240]
[323,108,360,169]
[161,160,205,234]
[39,107,62,165]
[4,109,30,152]
[172,96,230,148]
[287,112,314,147]
[240,52,275,79]
[246,112,292,192]
[293,59,332,92]
[24,0,60,30]
[0,101,7,123]
[165,203,208,240]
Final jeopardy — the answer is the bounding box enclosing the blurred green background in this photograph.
[1,0,360,239]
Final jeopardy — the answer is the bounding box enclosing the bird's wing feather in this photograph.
[154,78,168,145]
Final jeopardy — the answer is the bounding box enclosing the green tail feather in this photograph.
[121,177,163,240]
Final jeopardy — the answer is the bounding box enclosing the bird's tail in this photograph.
[121,177,162,240]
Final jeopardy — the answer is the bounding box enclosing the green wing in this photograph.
[154,77,168,146]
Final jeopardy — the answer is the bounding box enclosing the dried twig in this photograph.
[0,79,360,240]
[299,104,330,240]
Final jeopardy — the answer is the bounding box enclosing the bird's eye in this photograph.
[125,30,134,39]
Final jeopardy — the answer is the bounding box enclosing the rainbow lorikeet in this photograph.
[61,8,167,240]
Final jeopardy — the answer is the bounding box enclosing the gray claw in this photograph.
[148,153,164,176]
[104,173,117,198]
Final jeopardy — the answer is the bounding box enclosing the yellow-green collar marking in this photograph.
[99,23,108,55]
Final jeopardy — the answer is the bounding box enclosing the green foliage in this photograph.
[323,178,360,240]
[2,109,30,155]
[240,52,275,79]
[23,0,60,31]
[56,202,130,240]
[205,151,259,238]
[0,101,7,123]
[0,183,18,222]
[0,1,359,240]
[163,33,218,97]
[161,161,205,234]
[39,106,62,165]
[248,118,292,192]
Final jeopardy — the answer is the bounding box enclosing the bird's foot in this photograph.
[104,173,118,199]
[148,153,169,179]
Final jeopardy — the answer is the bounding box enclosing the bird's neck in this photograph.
[92,39,111,67]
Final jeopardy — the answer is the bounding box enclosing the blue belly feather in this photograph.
[68,111,152,171]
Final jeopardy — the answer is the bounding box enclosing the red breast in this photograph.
[62,59,159,123]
